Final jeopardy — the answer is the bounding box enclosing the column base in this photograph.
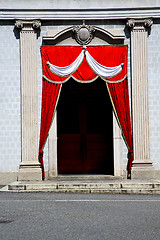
[131,160,155,179]
[18,162,42,181]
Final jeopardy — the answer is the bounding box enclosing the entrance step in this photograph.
[4,179,160,194]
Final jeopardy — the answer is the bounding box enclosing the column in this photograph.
[15,20,42,181]
[127,19,154,179]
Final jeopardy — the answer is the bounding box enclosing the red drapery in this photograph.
[39,81,61,180]
[39,45,133,180]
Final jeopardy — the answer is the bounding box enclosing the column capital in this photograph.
[15,19,41,31]
[126,18,153,30]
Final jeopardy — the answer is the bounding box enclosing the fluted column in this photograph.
[15,20,42,180]
[127,19,154,179]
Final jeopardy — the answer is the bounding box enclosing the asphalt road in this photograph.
[0,192,160,240]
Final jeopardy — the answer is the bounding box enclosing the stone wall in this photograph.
[148,19,160,171]
[0,21,21,173]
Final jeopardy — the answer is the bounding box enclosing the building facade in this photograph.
[0,0,160,184]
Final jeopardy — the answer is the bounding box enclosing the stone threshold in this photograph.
[48,175,123,181]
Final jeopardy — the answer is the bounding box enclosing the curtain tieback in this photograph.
[39,150,45,180]
[127,149,134,179]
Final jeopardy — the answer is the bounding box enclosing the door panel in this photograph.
[57,79,113,174]
[86,134,112,173]
[58,134,83,173]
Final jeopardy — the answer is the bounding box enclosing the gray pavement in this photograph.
[0,192,160,240]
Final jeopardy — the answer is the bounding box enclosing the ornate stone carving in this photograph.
[15,20,41,31]
[72,20,95,45]
[15,20,24,29]
[127,18,153,30]
[32,20,41,29]
[144,19,153,28]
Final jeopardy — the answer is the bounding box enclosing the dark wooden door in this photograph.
[57,79,113,174]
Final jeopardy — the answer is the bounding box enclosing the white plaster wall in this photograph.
[148,20,160,170]
[0,21,21,172]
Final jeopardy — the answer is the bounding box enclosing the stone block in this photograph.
[26,183,57,191]
[131,167,155,179]
[18,168,42,181]
[121,183,153,189]
[8,182,26,191]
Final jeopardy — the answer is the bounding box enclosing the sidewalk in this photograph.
[1,175,160,194]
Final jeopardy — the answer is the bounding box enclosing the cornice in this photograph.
[1,7,160,20]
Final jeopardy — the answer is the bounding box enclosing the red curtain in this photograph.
[39,45,133,180]
[106,80,133,177]
[39,80,61,180]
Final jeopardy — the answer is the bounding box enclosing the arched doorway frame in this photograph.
[44,25,125,178]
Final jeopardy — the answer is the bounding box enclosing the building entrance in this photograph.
[57,79,113,174]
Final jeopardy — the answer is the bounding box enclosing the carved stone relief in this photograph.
[126,18,153,30]
[72,21,95,45]
[15,20,41,31]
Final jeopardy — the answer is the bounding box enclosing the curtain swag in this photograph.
[46,46,124,80]
[39,45,133,180]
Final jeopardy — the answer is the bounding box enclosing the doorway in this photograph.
[57,78,113,174]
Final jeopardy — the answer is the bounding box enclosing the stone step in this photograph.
[6,181,160,194]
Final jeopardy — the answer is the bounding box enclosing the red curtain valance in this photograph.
[39,45,133,180]
[41,45,127,83]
